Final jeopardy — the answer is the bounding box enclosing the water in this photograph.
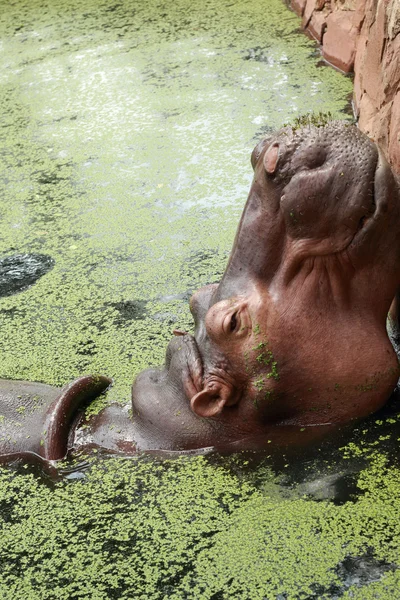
[2,401,400,599]
[2,1,397,599]
[0,253,54,297]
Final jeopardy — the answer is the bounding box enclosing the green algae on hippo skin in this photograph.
[0,0,352,410]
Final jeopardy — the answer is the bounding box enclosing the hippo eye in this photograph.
[230,312,238,332]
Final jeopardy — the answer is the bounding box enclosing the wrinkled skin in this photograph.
[1,121,400,461]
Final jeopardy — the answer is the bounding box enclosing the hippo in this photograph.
[1,120,400,461]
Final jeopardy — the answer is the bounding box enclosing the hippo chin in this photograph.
[1,120,400,461]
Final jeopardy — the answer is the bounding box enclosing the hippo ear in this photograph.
[263,143,280,174]
[190,381,240,418]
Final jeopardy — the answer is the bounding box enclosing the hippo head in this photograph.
[132,122,400,451]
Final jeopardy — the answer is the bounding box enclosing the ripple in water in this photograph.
[0,254,54,297]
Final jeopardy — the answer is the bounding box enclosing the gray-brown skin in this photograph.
[80,121,400,454]
[0,376,111,462]
[2,121,400,460]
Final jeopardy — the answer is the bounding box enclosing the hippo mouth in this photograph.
[169,332,204,400]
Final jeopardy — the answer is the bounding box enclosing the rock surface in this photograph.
[290,0,400,172]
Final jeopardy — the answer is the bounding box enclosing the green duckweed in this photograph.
[0,435,399,599]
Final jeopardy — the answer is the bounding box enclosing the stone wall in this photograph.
[290,0,400,172]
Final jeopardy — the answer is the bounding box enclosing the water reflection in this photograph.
[0,253,54,297]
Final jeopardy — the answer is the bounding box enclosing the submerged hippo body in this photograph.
[1,121,400,461]
[0,376,111,462]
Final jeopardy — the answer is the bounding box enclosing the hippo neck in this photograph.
[266,287,399,426]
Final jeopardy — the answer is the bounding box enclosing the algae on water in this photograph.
[1,438,400,599]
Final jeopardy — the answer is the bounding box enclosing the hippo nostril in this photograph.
[305,151,326,170]
[312,155,326,169]
[358,216,366,230]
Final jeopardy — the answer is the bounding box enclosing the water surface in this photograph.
[2,2,397,599]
